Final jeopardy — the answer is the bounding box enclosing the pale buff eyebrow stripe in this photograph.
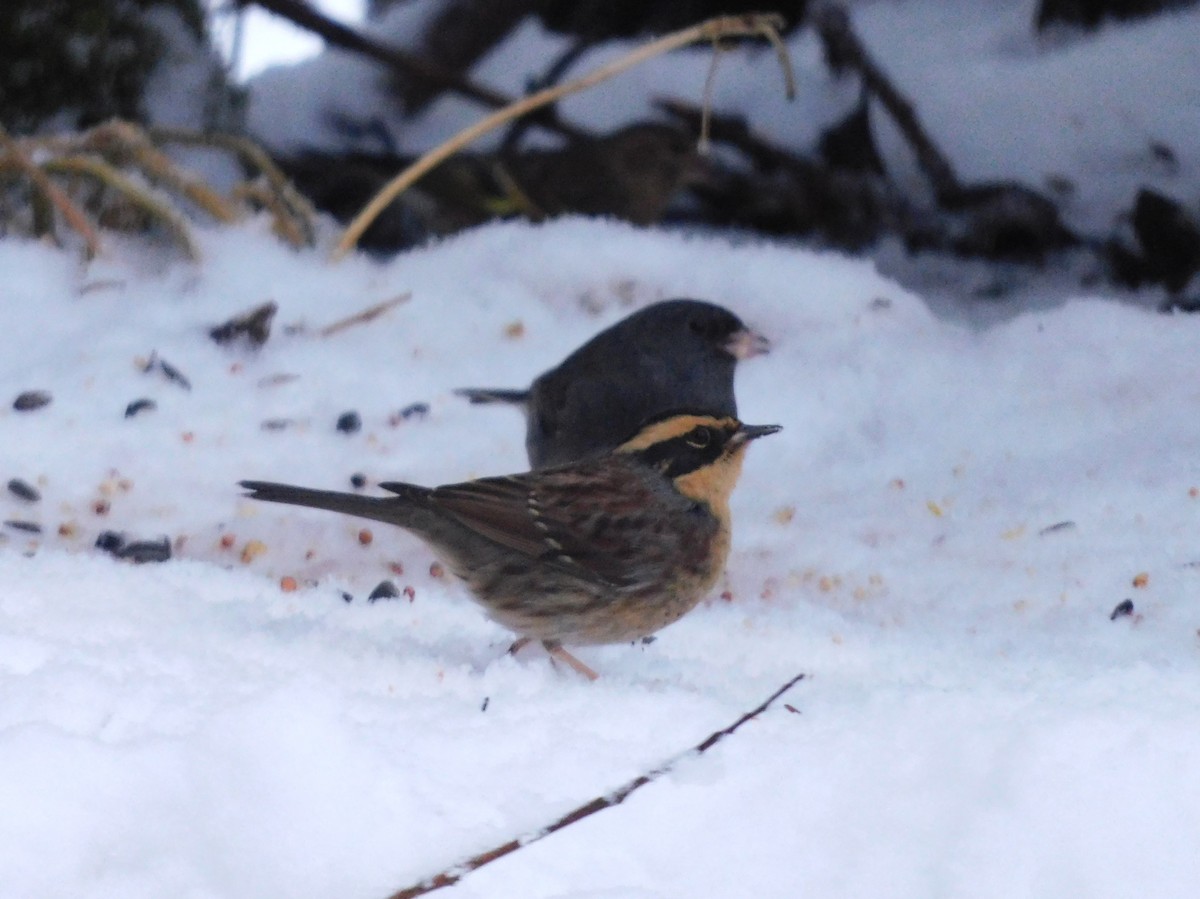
[617,415,737,452]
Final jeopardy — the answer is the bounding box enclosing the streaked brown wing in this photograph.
[429,460,671,589]
[430,474,553,561]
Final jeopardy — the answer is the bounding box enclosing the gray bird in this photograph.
[456,299,769,469]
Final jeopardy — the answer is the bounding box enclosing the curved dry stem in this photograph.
[231,180,309,248]
[0,125,102,257]
[89,121,241,225]
[699,40,726,154]
[44,155,199,260]
[150,126,318,245]
[3,121,322,255]
[332,12,794,261]
[318,292,412,337]
[760,20,797,100]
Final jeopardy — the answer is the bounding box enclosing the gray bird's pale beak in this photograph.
[724,327,771,360]
[734,423,783,445]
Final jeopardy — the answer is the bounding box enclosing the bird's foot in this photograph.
[543,641,599,681]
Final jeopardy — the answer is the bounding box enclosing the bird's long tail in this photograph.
[239,480,432,529]
[453,387,529,406]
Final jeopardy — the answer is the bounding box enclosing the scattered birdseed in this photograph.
[95,531,125,554]
[368,580,400,602]
[7,479,40,502]
[116,538,172,564]
[336,411,361,434]
[241,540,267,564]
[4,520,41,534]
[1038,520,1076,536]
[1110,599,1135,621]
[13,390,51,411]
[142,352,191,390]
[159,358,190,389]
[124,398,157,419]
[257,373,299,388]
[209,301,277,347]
[350,472,367,489]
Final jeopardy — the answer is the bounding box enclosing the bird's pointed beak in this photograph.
[724,327,771,360]
[733,423,782,445]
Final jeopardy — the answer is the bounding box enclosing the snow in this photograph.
[853,0,1200,233]
[2,214,1199,898]
[7,0,1200,895]
[207,0,369,81]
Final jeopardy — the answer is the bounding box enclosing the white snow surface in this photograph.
[2,217,1199,897]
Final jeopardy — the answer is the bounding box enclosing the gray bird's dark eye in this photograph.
[688,313,738,342]
[685,427,711,449]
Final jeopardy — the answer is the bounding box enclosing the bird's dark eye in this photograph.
[688,313,738,342]
[685,427,711,449]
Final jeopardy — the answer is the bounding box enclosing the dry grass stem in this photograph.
[319,293,413,337]
[150,126,318,245]
[1,121,319,257]
[91,121,241,224]
[0,125,102,256]
[43,155,199,260]
[699,44,725,154]
[762,23,797,100]
[232,180,309,248]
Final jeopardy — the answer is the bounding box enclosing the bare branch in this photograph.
[811,2,960,201]
[385,671,806,899]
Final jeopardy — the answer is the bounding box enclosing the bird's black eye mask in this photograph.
[633,426,730,478]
